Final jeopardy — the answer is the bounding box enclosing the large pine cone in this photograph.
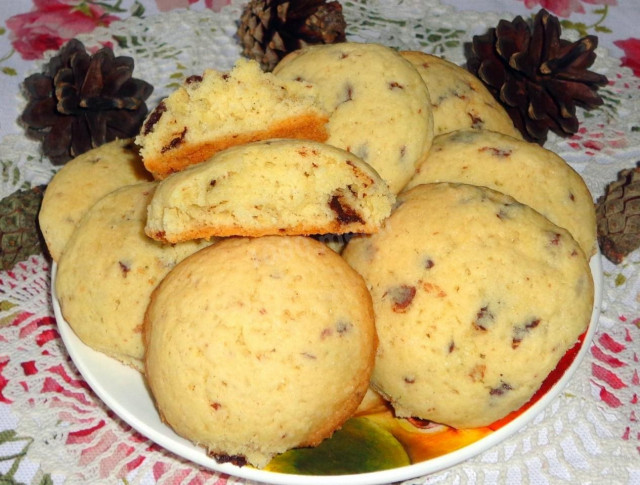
[596,165,640,264]
[237,0,347,71]
[467,9,608,144]
[21,39,153,165]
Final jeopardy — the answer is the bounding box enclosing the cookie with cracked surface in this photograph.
[55,182,212,371]
[274,42,434,194]
[342,182,593,429]
[145,139,395,243]
[39,138,152,261]
[135,59,329,179]
[405,129,597,257]
[144,235,377,467]
[400,51,521,138]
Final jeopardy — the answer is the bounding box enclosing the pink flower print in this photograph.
[0,356,11,404]
[567,125,628,155]
[520,0,617,17]
[614,38,640,77]
[5,0,120,60]
[203,0,232,11]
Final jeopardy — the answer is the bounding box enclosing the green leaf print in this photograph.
[0,430,53,484]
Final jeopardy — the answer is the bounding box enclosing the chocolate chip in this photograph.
[549,232,562,245]
[161,127,188,153]
[211,453,247,467]
[512,318,541,349]
[118,261,130,277]
[468,112,484,129]
[341,83,354,103]
[384,285,416,313]
[489,381,513,396]
[142,101,166,135]
[185,74,203,84]
[526,318,540,330]
[479,146,512,157]
[473,305,494,331]
[329,193,364,225]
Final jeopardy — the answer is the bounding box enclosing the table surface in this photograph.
[0,1,639,484]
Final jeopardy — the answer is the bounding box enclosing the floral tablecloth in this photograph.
[0,1,639,484]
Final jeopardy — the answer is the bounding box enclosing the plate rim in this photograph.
[51,251,603,485]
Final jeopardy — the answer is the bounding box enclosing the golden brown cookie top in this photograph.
[145,235,377,467]
[405,129,597,257]
[343,182,593,428]
[275,42,434,194]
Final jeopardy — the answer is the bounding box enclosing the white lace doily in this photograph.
[1,1,639,484]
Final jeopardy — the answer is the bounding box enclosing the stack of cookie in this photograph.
[41,42,595,468]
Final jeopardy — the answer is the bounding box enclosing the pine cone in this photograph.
[467,9,608,144]
[596,164,640,264]
[237,0,347,72]
[21,39,153,165]
[0,186,46,270]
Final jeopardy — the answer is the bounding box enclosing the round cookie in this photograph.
[55,182,211,371]
[144,236,377,467]
[274,42,434,194]
[39,138,152,261]
[400,51,521,138]
[404,129,597,257]
[342,183,594,429]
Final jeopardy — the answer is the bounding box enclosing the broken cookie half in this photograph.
[145,138,395,243]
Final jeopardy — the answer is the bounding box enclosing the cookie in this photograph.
[55,182,211,371]
[342,183,593,429]
[400,51,521,138]
[39,138,152,261]
[274,42,434,194]
[135,59,329,179]
[404,129,597,257]
[145,139,395,243]
[144,235,377,467]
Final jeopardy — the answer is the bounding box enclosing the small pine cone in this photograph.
[21,39,153,165]
[237,0,347,71]
[467,9,608,144]
[0,186,47,270]
[595,164,640,264]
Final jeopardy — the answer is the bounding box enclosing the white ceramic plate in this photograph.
[51,253,602,485]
